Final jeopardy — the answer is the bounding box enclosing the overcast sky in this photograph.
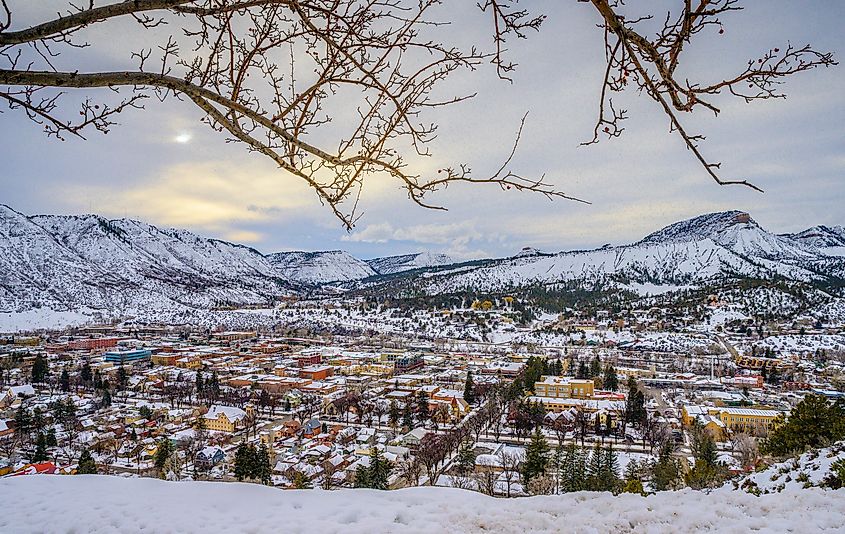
[1,1,843,260]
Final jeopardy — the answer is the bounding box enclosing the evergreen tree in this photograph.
[14,405,32,440]
[209,370,221,400]
[234,443,251,481]
[256,444,273,485]
[600,445,621,493]
[576,361,588,380]
[292,470,312,489]
[622,459,644,494]
[762,395,845,456]
[117,365,128,391]
[651,442,681,491]
[388,400,401,430]
[368,447,392,490]
[603,364,619,392]
[415,391,430,424]
[589,356,601,379]
[559,442,587,493]
[45,428,58,447]
[354,464,370,488]
[77,448,98,474]
[586,444,604,490]
[402,404,414,430]
[456,439,476,476]
[101,388,112,408]
[153,438,173,474]
[32,432,49,462]
[522,428,551,483]
[463,371,476,404]
[195,371,204,398]
[80,362,92,388]
[60,369,70,392]
[31,354,48,383]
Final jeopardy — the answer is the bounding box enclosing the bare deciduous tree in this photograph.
[0,1,835,224]
[582,0,836,191]
[0,0,573,228]
[497,448,520,497]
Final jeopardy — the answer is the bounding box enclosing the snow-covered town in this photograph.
[3,293,845,500]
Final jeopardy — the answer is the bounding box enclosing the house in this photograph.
[202,405,248,433]
[195,446,225,469]
[1,384,36,408]
[402,427,429,447]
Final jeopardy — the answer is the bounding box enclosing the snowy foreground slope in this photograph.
[2,475,844,534]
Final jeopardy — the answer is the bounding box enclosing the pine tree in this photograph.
[209,370,221,400]
[80,362,92,388]
[195,371,204,398]
[32,432,49,462]
[101,388,112,408]
[576,361,588,379]
[388,400,400,430]
[31,355,48,383]
[402,404,414,430]
[603,364,619,392]
[456,440,476,476]
[600,445,620,493]
[589,356,601,379]
[117,365,128,391]
[522,428,551,483]
[463,370,476,404]
[77,448,98,474]
[246,444,259,479]
[651,442,681,491]
[154,438,175,479]
[368,448,392,490]
[415,391,430,424]
[256,444,273,485]
[586,444,604,491]
[60,369,70,392]
[292,470,312,489]
[762,394,845,456]
[354,464,370,488]
[14,405,31,440]
[234,443,250,481]
[45,428,58,447]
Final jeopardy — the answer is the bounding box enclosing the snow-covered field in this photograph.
[2,475,844,533]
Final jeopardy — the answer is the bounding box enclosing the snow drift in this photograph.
[1,474,844,533]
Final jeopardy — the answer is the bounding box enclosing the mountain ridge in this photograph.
[2,206,843,317]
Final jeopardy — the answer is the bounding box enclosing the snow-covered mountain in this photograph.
[0,205,296,314]
[366,251,455,275]
[371,211,845,295]
[787,225,845,248]
[785,226,845,257]
[2,206,844,319]
[266,250,376,284]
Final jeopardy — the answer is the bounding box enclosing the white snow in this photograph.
[2,475,845,533]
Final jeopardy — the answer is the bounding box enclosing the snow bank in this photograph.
[734,442,845,494]
[2,475,844,533]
